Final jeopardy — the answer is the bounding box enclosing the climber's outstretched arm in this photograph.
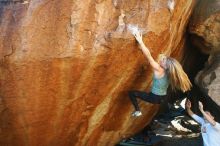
[133,32,162,72]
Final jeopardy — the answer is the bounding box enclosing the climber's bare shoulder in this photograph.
[153,67,165,79]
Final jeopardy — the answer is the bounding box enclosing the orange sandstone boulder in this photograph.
[0,0,195,145]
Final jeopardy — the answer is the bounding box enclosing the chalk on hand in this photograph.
[168,0,175,11]
[127,24,141,36]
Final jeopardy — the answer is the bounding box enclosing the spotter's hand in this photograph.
[185,99,192,109]
[198,101,204,111]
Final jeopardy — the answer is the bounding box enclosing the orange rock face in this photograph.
[0,0,195,145]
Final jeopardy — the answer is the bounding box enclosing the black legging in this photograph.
[128,90,166,111]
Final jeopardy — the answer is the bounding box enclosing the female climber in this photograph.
[128,30,192,117]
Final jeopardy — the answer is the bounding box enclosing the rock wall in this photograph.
[189,0,220,106]
[189,0,220,54]
[195,54,220,106]
[0,0,195,145]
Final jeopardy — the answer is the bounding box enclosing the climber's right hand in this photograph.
[134,31,143,45]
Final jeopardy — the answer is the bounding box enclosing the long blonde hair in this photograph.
[165,57,192,92]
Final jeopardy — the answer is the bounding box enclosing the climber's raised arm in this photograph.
[133,32,163,73]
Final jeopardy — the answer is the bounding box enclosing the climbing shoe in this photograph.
[132,111,142,117]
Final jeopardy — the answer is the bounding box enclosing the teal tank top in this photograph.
[151,74,169,96]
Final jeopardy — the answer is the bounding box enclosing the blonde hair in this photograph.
[165,57,192,92]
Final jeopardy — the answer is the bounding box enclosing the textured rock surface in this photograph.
[195,54,220,106]
[0,0,195,145]
[189,0,220,54]
[190,0,220,106]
